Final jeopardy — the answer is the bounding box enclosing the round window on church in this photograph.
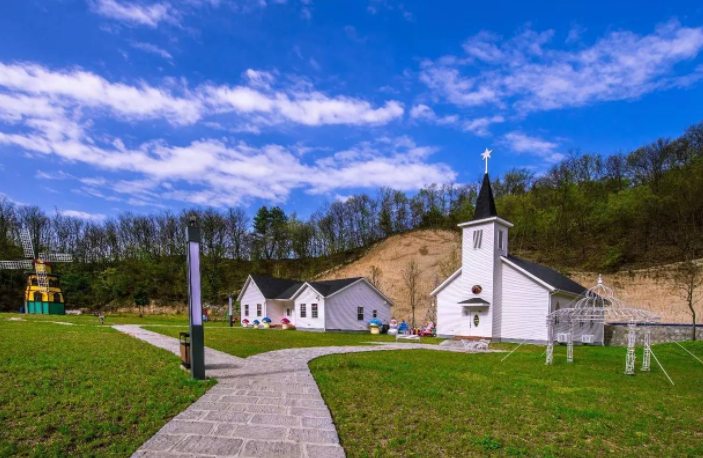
[471,285,482,294]
[473,315,479,327]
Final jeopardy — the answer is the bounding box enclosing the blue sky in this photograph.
[1,0,703,221]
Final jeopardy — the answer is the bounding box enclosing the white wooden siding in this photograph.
[265,300,289,325]
[436,273,491,337]
[459,221,495,336]
[239,280,265,321]
[293,285,325,330]
[501,261,550,342]
[325,281,391,331]
[492,222,509,338]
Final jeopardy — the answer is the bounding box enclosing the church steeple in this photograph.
[472,173,498,221]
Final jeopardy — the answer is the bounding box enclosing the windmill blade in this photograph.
[38,253,73,263]
[20,229,35,259]
[35,266,50,292]
[0,260,33,270]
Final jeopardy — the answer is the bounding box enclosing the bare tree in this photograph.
[402,259,422,328]
[367,265,383,290]
[672,260,703,341]
[438,250,461,279]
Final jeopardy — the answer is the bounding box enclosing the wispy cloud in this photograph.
[0,60,444,208]
[88,0,177,28]
[409,104,458,125]
[367,0,412,22]
[501,131,563,162]
[0,61,403,128]
[462,115,504,137]
[420,20,703,114]
[129,41,173,61]
[59,209,107,221]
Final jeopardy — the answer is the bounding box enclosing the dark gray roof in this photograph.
[308,278,363,297]
[503,255,586,295]
[458,298,490,305]
[249,275,364,300]
[249,275,302,300]
[472,173,498,221]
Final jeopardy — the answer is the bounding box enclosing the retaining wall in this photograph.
[605,323,702,346]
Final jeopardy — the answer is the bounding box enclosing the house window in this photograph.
[357,307,364,321]
[473,229,483,249]
[244,304,249,316]
[300,304,306,318]
[286,308,291,317]
[473,315,480,327]
[498,230,504,250]
[312,303,318,319]
[256,304,262,317]
[373,309,377,318]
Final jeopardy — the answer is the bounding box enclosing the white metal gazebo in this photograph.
[546,275,660,375]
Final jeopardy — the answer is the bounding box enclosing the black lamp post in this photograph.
[186,217,205,380]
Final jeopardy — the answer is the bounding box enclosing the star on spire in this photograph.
[481,148,493,174]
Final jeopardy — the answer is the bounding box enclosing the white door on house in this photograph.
[462,307,488,337]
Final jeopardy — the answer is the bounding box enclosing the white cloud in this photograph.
[88,0,177,28]
[130,41,173,61]
[409,104,458,125]
[0,93,447,206]
[0,60,403,128]
[0,61,201,125]
[420,21,703,113]
[59,210,107,221]
[367,0,412,22]
[462,115,504,137]
[502,131,563,162]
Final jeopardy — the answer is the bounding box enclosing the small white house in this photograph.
[431,165,586,344]
[237,275,393,332]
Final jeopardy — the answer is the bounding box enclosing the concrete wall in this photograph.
[605,323,703,346]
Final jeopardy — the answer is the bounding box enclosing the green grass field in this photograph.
[309,342,703,458]
[0,314,215,457]
[145,325,444,358]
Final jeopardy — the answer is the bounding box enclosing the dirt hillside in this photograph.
[319,229,700,324]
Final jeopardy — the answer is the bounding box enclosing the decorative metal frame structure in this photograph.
[546,275,660,375]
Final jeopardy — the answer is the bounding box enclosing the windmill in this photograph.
[0,228,73,315]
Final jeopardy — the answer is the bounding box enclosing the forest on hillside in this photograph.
[1,121,702,312]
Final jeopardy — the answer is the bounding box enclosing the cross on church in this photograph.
[481,148,492,174]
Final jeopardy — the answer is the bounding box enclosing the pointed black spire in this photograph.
[472,173,497,221]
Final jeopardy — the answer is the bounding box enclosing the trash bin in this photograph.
[180,332,191,369]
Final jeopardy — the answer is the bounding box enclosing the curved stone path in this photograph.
[114,325,469,458]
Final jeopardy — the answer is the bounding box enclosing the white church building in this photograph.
[431,151,586,343]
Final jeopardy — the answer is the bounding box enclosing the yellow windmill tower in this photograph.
[0,228,73,315]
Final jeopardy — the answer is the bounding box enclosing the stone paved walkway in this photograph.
[114,325,469,458]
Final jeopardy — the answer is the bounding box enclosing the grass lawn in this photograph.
[310,342,703,458]
[145,325,444,358]
[0,314,215,457]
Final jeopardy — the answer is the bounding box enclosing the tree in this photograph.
[438,250,461,279]
[672,260,702,341]
[133,287,150,318]
[367,265,383,290]
[402,259,422,328]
